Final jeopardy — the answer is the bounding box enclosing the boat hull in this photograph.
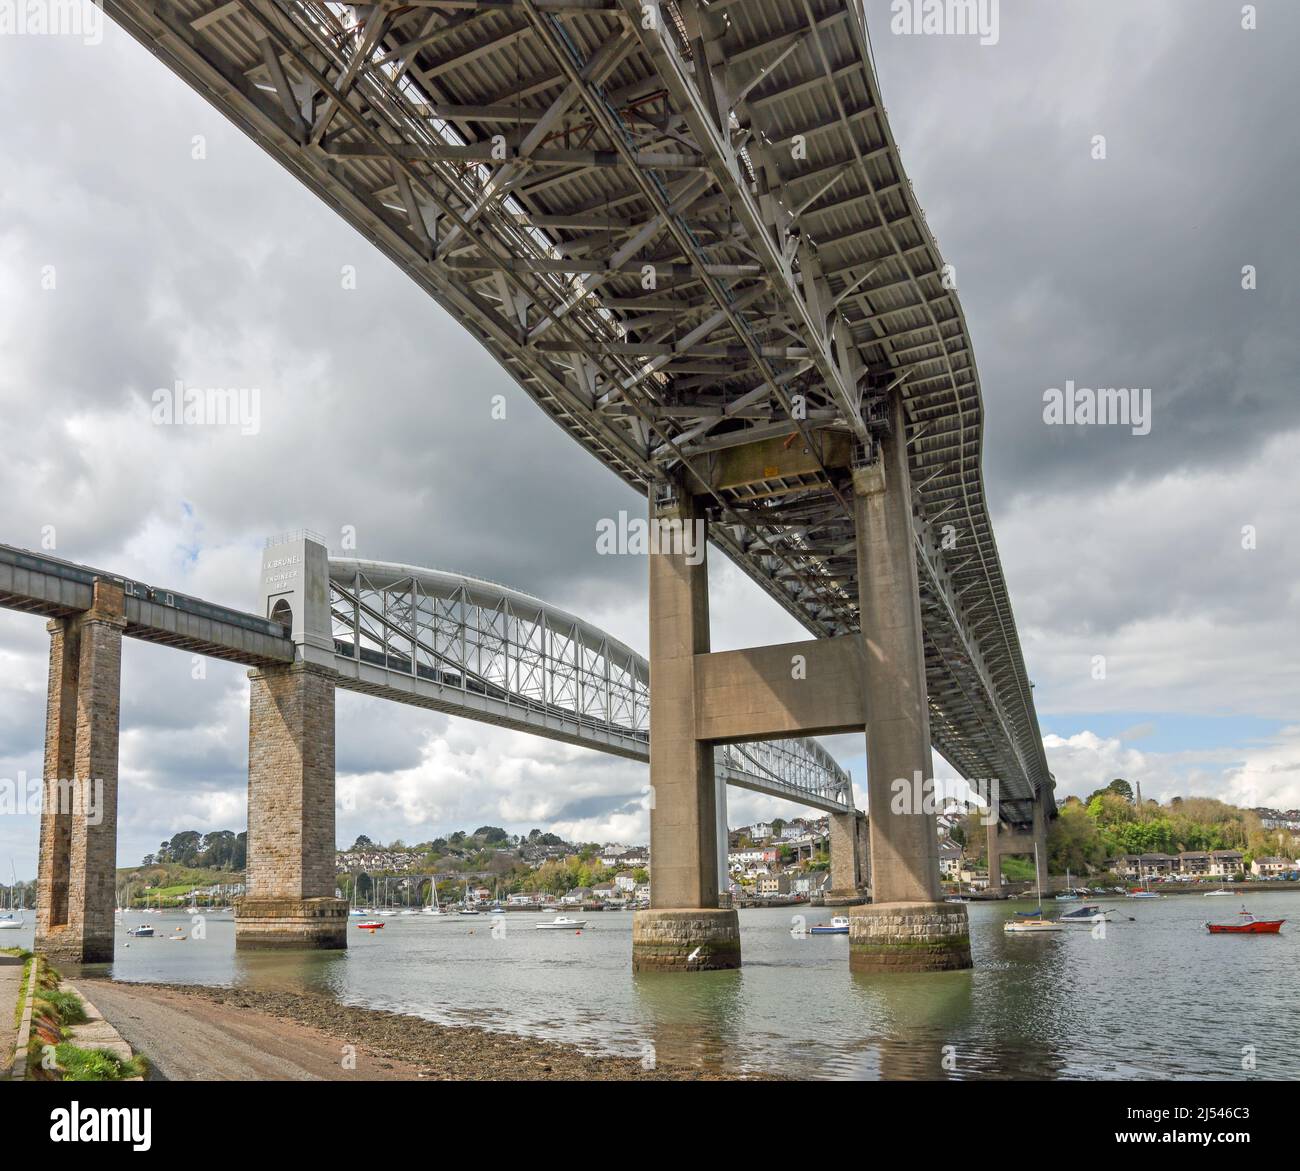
[1206,920,1284,934]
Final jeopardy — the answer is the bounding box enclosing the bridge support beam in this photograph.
[236,662,347,950]
[633,492,739,971]
[825,810,868,905]
[35,580,126,965]
[849,395,971,974]
[987,820,1003,893]
[1033,797,1051,896]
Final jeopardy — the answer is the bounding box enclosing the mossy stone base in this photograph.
[849,901,972,973]
[632,908,741,972]
[235,896,348,950]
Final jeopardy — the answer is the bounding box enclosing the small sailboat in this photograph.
[1055,868,1081,901]
[0,863,24,930]
[1203,887,1235,897]
[1205,907,1284,934]
[422,880,445,916]
[1004,843,1064,932]
[809,916,850,935]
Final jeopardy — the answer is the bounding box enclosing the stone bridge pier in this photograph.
[635,391,966,974]
[235,534,347,949]
[34,579,126,965]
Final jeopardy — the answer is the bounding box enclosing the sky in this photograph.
[1,0,1297,878]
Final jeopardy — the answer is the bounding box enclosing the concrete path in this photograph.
[78,979,426,1081]
[0,954,25,1075]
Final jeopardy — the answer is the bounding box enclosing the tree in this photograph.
[475,826,508,844]
[351,835,374,850]
[1107,778,1134,804]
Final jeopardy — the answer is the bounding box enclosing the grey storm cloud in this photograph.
[865,0,1300,502]
[0,1,1297,871]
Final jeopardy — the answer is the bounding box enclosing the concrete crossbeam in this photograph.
[693,636,865,742]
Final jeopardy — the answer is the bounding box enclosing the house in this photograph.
[507,891,545,906]
[790,871,830,896]
[562,886,593,905]
[728,847,777,869]
[938,840,964,878]
[756,874,790,896]
[1250,856,1293,878]
[1177,851,1211,877]
[1208,850,1244,877]
[1106,855,1141,878]
[750,822,774,841]
[614,871,637,893]
[634,883,651,904]
[592,883,618,901]
[1136,854,1176,877]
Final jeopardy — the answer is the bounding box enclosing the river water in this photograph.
[9,894,1299,1080]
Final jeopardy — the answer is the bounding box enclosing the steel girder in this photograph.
[103,0,1050,827]
[328,557,854,812]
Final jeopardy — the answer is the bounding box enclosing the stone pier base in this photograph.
[632,908,740,972]
[235,896,348,950]
[849,901,971,974]
[40,926,115,967]
[823,890,869,908]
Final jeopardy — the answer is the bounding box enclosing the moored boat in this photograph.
[126,924,155,937]
[536,916,587,930]
[1205,909,1284,934]
[810,916,849,935]
[356,920,385,930]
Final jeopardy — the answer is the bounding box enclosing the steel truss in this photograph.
[329,558,854,812]
[105,0,1050,826]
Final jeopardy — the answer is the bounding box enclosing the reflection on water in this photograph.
[12,894,1300,1080]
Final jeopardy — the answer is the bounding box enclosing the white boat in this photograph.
[1203,888,1235,897]
[1004,843,1064,932]
[810,916,849,935]
[0,863,24,929]
[536,915,587,930]
[126,924,155,937]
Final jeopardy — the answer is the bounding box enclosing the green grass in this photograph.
[35,987,88,1027]
[52,1042,147,1081]
[13,956,33,1030]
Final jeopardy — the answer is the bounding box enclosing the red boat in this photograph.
[356,920,385,930]
[1205,909,1284,934]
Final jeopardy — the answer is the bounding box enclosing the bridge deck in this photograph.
[97,0,1049,823]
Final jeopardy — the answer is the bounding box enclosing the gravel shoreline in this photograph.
[124,981,772,1081]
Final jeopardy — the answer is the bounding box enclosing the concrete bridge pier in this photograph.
[825,810,869,905]
[235,661,348,949]
[35,579,126,965]
[632,492,740,972]
[1033,797,1050,895]
[986,819,1003,892]
[848,397,971,974]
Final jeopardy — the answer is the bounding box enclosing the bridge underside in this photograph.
[100,0,1051,832]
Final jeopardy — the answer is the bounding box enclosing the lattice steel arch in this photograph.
[328,557,853,813]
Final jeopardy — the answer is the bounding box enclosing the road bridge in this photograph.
[47,0,1055,970]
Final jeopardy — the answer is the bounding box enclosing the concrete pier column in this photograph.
[235,661,347,949]
[848,395,971,973]
[1032,797,1050,896]
[715,771,730,908]
[986,821,1003,893]
[35,580,126,965]
[826,810,866,905]
[633,490,739,971]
